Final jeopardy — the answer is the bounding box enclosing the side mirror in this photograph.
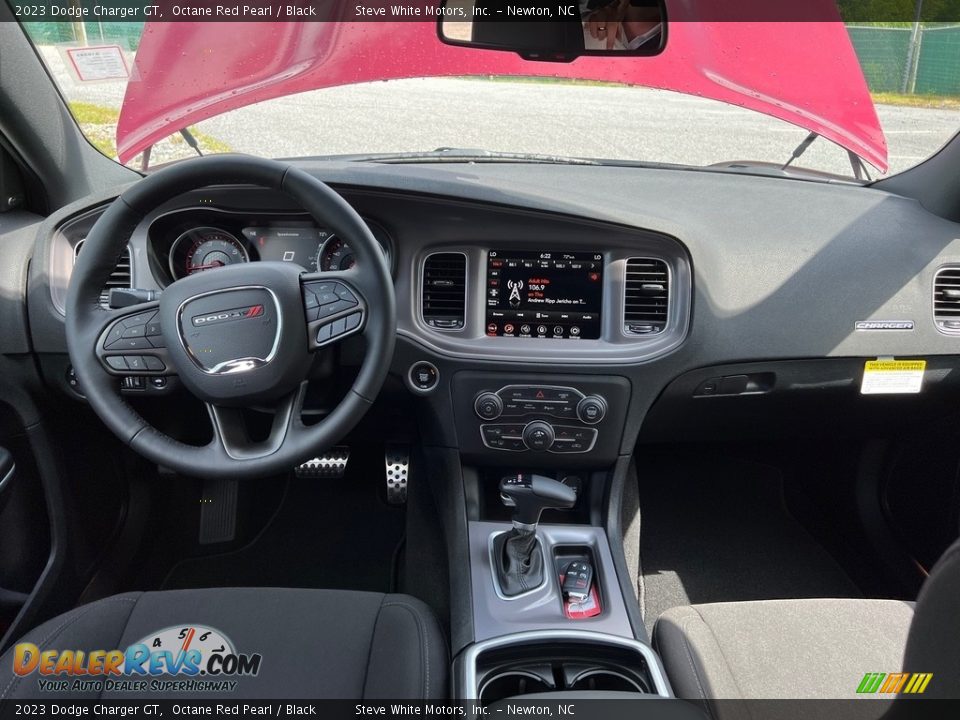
[438,0,666,62]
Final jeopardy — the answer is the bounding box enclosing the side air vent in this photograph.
[934,266,960,334]
[623,258,669,335]
[422,252,467,330]
[75,240,132,307]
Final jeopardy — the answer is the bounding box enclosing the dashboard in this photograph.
[21,160,960,467]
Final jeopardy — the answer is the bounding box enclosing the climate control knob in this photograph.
[522,421,555,451]
[474,392,503,420]
[576,395,608,425]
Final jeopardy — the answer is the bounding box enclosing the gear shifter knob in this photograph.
[500,473,577,528]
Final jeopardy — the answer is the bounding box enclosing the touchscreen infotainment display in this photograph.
[485,251,603,339]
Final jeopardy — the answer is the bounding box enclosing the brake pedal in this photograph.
[385,444,410,505]
[294,446,350,478]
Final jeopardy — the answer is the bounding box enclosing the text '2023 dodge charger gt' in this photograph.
[0,1,959,718]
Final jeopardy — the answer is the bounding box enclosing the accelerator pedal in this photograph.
[294,446,351,478]
[385,444,410,505]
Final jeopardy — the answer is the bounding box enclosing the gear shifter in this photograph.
[494,474,577,597]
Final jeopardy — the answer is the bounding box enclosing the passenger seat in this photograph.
[653,536,960,713]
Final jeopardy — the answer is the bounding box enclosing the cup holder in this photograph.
[568,669,649,693]
[479,671,554,703]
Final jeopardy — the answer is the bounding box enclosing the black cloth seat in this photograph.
[0,588,447,699]
[653,536,960,715]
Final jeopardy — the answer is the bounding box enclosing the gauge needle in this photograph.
[189,261,225,271]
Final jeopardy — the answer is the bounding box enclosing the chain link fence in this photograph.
[22,21,144,50]
[848,23,960,95]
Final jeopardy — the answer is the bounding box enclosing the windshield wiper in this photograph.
[341,148,601,166]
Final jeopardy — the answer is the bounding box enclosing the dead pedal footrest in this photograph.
[385,444,410,505]
[294,446,351,478]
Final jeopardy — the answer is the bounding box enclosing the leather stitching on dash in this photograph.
[0,597,139,701]
[382,601,430,697]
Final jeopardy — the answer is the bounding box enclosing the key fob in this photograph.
[562,560,594,601]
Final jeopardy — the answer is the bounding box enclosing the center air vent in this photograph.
[623,258,669,335]
[422,252,466,330]
[934,266,960,334]
[75,240,132,307]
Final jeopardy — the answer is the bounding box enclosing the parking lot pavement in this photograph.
[40,42,957,178]
[191,79,960,178]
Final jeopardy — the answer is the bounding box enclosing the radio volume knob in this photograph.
[576,395,608,425]
[522,421,555,451]
[474,392,503,420]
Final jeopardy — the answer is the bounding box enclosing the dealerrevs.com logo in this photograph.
[12,625,262,693]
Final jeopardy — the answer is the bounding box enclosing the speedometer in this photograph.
[169,227,249,279]
[316,235,390,272]
[318,236,356,271]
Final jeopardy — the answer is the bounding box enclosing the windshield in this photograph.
[15,10,960,180]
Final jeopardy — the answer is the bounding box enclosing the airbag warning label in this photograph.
[861,359,926,395]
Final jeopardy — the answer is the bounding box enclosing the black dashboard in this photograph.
[18,159,960,467]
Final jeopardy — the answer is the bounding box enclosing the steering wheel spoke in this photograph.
[95,302,177,377]
[206,382,307,461]
[300,271,367,350]
[67,156,395,480]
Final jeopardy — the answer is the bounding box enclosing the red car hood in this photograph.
[116,2,887,171]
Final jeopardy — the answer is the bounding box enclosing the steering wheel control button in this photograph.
[125,356,146,372]
[335,285,358,303]
[143,356,166,371]
[406,361,440,394]
[105,356,127,371]
[344,312,362,331]
[314,310,364,347]
[474,392,503,420]
[576,395,608,425]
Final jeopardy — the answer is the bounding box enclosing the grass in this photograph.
[871,92,960,109]
[67,101,232,160]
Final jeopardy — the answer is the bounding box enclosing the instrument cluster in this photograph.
[148,209,392,284]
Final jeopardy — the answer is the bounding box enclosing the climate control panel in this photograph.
[480,422,598,453]
[453,374,628,465]
[473,385,608,425]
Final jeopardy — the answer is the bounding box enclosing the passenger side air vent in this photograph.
[422,252,467,330]
[75,240,132,307]
[934,266,960,334]
[623,258,669,335]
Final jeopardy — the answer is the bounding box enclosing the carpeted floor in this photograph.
[637,450,862,635]
[161,449,405,593]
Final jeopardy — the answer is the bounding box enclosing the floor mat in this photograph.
[638,449,862,635]
[162,453,405,593]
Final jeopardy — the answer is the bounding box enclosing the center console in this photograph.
[403,230,691,702]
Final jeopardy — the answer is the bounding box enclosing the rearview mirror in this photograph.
[438,0,666,62]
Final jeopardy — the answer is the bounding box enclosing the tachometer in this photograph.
[170,227,249,279]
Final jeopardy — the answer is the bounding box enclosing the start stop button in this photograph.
[407,361,440,394]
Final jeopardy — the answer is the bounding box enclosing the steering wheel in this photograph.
[65,155,396,480]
